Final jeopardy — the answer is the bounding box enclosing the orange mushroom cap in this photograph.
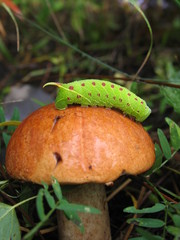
[5,104,155,184]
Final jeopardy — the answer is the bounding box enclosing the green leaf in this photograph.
[173,203,180,211]
[0,37,13,62]
[0,107,6,134]
[160,63,180,113]
[145,143,163,175]
[0,107,6,123]
[131,227,163,240]
[157,129,172,159]
[130,82,138,94]
[36,189,45,221]
[0,180,9,186]
[57,200,101,214]
[55,198,84,232]
[130,236,162,240]
[44,189,56,209]
[124,203,165,214]
[148,193,160,204]
[52,177,62,200]
[154,143,163,165]
[127,218,165,228]
[18,185,34,224]
[42,181,49,190]
[59,199,84,233]
[136,227,163,240]
[175,0,180,7]
[0,202,21,240]
[64,209,84,233]
[166,225,180,237]
[8,107,20,133]
[172,214,180,227]
[165,118,180,151]
[2,132,11,147]
[129,238,146,240]
[10,107,20,121]
[161,87,180,113]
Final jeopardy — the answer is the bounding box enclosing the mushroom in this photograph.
[5,104,155,239]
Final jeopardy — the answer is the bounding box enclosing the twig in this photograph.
[63,73,180,89]
[106,178,132,202]
[123,186,146,240]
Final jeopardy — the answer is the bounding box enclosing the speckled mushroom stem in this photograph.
[57,183,111,240]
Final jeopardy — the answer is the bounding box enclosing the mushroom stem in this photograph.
[57,183,111,240]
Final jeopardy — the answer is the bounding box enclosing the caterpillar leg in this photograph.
[55,100,68,110]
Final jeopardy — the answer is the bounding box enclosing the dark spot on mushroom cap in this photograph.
[55,115,62,121]
[88,165,92,170]
[51,115,63,132]
[52,115,62,126]
[53,152,62,166]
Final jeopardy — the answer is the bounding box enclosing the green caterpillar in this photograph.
[44,79,151,122]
